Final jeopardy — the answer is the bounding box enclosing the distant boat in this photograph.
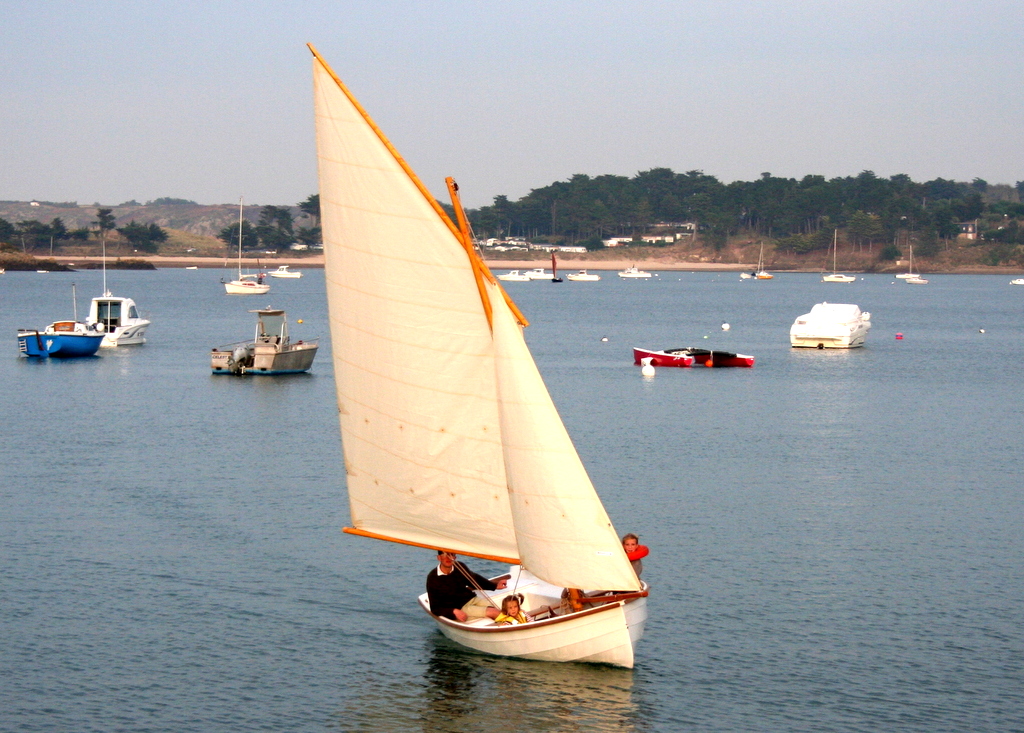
[790,302,871,348]
[223,198,270,295]
[497,270,531,281]
[896,242,921,280]
[754,242,773,279]
[17,284,104,358]
[618,266,652,278]
[269,265,303,279]
[524,267,553,280]
[632,347,755,368]
[185,266,199,270]
[566,269,600,281]
[550,254,562,283]
[211,308,318,375]
[905,276,929,285]
[822,230,856,283]
[1011,278,1024,285]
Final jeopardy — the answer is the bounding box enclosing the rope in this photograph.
[452,561,501,610]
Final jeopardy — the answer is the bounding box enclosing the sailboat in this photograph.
[223,198,270,295]
[550,252,562,282]
[754,242,773,279]
[822,229,856,283]
[310,45,647,668]
[84,234,151,346]
[897,241,927,283]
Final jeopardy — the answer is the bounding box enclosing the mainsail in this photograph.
[311,45,638,591]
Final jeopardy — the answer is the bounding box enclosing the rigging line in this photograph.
[453,560,501,610]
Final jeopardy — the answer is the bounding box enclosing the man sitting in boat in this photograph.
[426,551,507,621]
[493,593,531,625]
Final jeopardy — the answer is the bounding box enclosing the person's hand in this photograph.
[495,579,508,589]
[453,609,468,622]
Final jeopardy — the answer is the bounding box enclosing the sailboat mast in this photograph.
[237,197,244,278]
[833,229,838,273]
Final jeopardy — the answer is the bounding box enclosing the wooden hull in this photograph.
[417,592,647,668]
[633,347,755,368]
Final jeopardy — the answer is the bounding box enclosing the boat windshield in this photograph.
[96,300,122,327]
[256,313,287,342]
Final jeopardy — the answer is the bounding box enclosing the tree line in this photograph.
[466,169,1024,257]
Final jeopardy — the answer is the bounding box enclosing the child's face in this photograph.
[623,538,638,553]
[506,599,519,615]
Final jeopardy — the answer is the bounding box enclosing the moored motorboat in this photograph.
[86,294,150,346]
[18,321,105,358]
[310,45,647,668]
[211,308,318,375]
[790,302,871,348]
[497,270,531,281]
[566,269,600,281]
[632,347,755,368]
[524,267,553,280]
[269,265,302,278]
[1011,278,1024,285]
[618,266,651,278]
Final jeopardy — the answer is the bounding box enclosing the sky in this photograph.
[1,0,1022,209]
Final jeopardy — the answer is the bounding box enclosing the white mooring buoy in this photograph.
[640,357,655,377]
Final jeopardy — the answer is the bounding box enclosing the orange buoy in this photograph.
[705,360,713,367]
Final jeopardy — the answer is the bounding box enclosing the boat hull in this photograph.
[417,590,647,668]
[224,281,271,295]
[249,342,318,374]
[822,274,856,283]
[101,320,150,346]
[633,347,754,368]
[17,330,104,358]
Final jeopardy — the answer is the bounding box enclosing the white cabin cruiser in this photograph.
[269,265,302,278]
[497,270,531,281]
[524,268,553,280]
[790,302,871,349]
[86,293,150,346]
[618,266,652,278]
[566,270,601,281]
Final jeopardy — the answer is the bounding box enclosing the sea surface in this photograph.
[2,267,1023,732]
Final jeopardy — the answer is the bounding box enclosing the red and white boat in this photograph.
[633,347,755,368]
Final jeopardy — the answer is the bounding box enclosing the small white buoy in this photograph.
[979,328,985,334]
[721,323,730,331]
[640,357,655,377]
[600,336,609,342]
[703,334,708,339]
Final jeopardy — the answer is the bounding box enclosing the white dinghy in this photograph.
[311,45,647,668]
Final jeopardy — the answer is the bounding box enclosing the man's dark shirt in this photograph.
[426,561,498,619]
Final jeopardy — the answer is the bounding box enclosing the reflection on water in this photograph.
[333,636,638,732]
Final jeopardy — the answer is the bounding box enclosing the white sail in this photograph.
[489,281,641,591]
[312,51,517,560]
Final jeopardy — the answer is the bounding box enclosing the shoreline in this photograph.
[41,254,1024,275]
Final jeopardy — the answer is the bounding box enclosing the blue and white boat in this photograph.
[18,321,105,358]
[16,283,105,358]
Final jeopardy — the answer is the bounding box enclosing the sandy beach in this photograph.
[49,254,757,272]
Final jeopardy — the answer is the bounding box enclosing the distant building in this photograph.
[959,222,977,240]
[30,201,40,207]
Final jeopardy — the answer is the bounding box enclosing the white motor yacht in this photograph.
[86,294,150,346]
[269,265,302,278]
[497,270,531,281]
[790,302,871,349]
[566,270,601,281]
[618,266,652,278]
[524,268,553,279]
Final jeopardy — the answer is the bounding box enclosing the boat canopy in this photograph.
[251,309,288,342]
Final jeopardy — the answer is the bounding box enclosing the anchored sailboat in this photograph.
[223,198,270,295]
[310,45,647,667]
[822,229,856,283]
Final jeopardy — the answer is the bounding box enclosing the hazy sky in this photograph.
[2,1,1022,209]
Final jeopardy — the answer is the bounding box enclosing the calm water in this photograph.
[2,268,1023,732]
